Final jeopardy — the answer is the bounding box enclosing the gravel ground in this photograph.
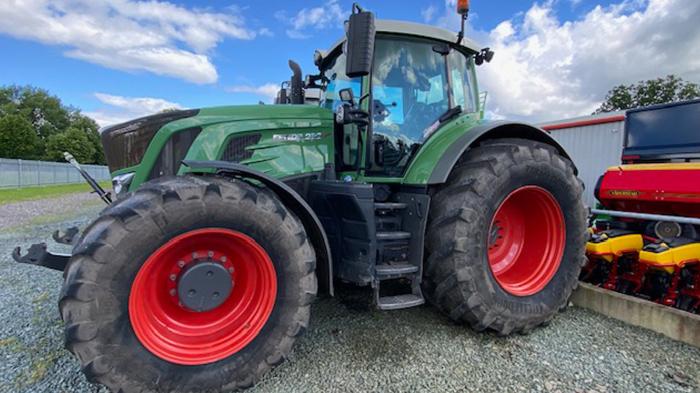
[0,193,698,393]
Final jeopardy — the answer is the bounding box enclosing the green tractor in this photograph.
[14,3,586,392]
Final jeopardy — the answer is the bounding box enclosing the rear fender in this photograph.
[183,160,334,296]
[428,121,576,184]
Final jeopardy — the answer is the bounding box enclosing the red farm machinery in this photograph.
[582,99,700,314]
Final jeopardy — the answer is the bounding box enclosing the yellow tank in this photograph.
[586,232,644,262]
[638,242,700,274]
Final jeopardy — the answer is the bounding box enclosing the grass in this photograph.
[0,181,111,205]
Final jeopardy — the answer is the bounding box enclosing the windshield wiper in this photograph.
[423,105,463,140]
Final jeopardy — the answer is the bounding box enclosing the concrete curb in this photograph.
[570,282,700,348]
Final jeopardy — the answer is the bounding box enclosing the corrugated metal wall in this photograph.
[542,115,625,208]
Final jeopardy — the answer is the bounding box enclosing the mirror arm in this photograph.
[356,124,364,175]
[358,93,370,108]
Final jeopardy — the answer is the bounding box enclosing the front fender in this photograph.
[183,160,334,296]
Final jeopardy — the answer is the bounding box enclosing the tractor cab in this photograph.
[278,4,493,180]
[319,21,483,178]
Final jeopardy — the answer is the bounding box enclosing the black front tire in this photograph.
[59,175,317,392]
[423,138,587,335]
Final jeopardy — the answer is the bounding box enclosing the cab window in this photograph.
[369,35,451,176]
[448,50,477,113]
[320,51,361,112]
[320,50,363,168]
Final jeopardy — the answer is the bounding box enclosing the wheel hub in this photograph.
[177,260,233,312]
[487,186,566,296]
[129,228,277,365]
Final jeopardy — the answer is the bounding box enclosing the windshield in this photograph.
[371,36,450,146]
[320,49,361,111]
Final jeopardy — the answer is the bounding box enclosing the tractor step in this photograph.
[376,215,401,231]
[374,202,407,211]
[376,293,425,310]
[376,231,411,241]
[376,262,418,278]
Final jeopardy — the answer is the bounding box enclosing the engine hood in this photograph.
[105,104,335,191]
[101,105,333,174]
[194,104,333,124]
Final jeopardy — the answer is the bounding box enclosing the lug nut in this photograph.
[221,256,227,263]
[177,260,185,268]
[169,274,177,281]
[192,252,198,259]
[228,267,235,273]
[208,251,214,258]
[169,289,176,296]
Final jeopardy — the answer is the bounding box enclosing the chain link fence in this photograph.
[0,158,110,188]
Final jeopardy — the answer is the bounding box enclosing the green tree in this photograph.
[68,112,105,164]
[0,114,41,159]
[0,85,70,139]
[0,85,106,163]
[45,127,96,164]
[595,75,700,114]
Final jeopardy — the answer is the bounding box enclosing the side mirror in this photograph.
[345,5,375,78]
[313,50,324,67]
[475,48,495,66]
[335,88,368,127]
[338,88,356,106]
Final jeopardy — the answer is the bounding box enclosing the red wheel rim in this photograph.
[487,186,565,296]
[129,228,277,365]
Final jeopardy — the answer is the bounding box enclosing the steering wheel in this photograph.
[372,99,392,123]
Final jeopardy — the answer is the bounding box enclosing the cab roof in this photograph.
[324,19,481,57]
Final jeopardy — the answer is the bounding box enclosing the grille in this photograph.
[148,127,202,180]
[221,134,261,162]
[100,109,198,172]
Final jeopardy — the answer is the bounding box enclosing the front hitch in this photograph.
[53,226,80,245]
[12,151,105,272]
[12,225,79,272]
[12,243,70,271]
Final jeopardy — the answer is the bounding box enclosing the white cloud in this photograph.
[421,5,438,23]
[277,0,347,39]
[227,83,280,103]
[258,27,274,38]
[431,0,700,122]
[85,93,184,127]
[0,0,259,84]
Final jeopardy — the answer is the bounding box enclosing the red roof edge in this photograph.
[542,114,626,131]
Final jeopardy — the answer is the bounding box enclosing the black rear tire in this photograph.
[59,175,317,392]
[423,138,587,335]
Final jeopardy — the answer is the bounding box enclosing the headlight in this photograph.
[112,172,135,196]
